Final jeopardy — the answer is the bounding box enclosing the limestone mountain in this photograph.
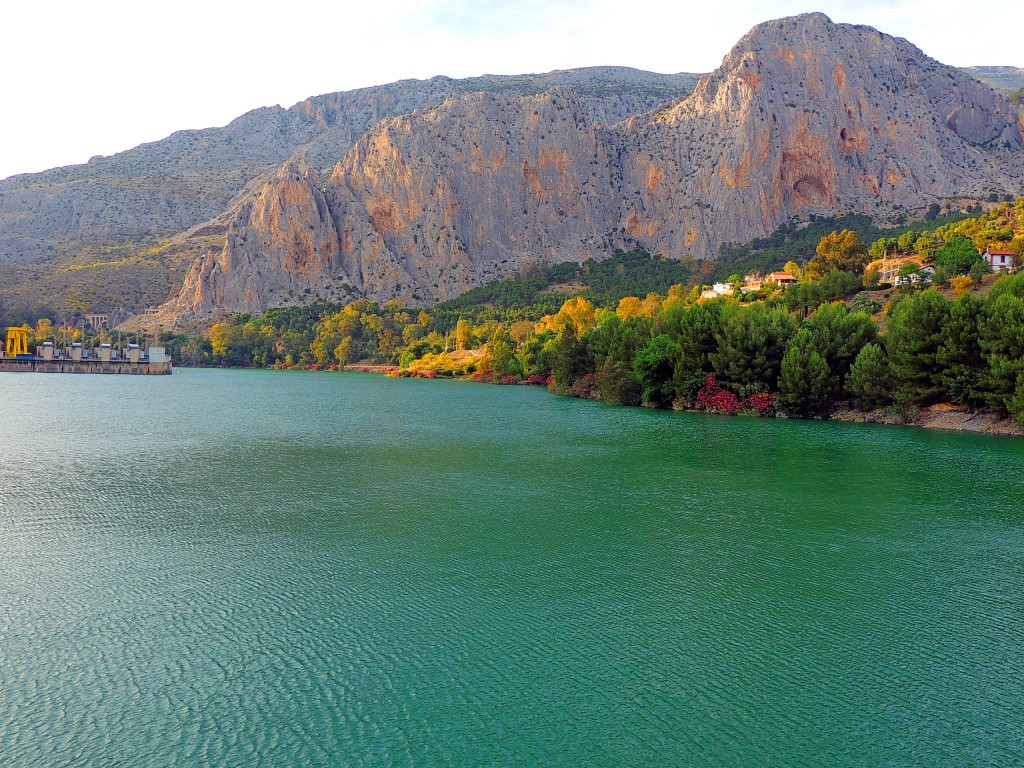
[0,68,698,318]
[169,89,622,317]
[614,13,1022,259]
[161,13,1024,324]
[0,67,698,268]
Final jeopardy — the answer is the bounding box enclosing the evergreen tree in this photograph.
[988,271,1024,301]
[586,313,621,371]
[1008,374,1024,425]
[805,229,869,280]
[551,324,592,391]
[845,342,893,408]
[633,334,682,406]
[885,291,951,403]
[980,291,1024,416]
[778,333,835,414]
[936,293,987,407]
[817,270,864,303]
[607,316,654,369]
[969,260,990,285]
[596,358,642,406]
[913,232,940,260]
[897,230,919,252]
[800,302,877,392]
[934,233,983,275]
[709,304,796,392]
[669,300,725,379]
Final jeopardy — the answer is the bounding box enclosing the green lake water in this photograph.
[1,367,1022,766]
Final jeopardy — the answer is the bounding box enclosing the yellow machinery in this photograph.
[4,326,30,356]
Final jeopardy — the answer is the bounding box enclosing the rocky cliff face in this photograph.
[0,68,697,267]
[173,160,344,316]
[161,13,1024,323]
[167,89,625,316]
[615,13,1024,260]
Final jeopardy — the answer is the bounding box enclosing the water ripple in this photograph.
[1,369,1023,766]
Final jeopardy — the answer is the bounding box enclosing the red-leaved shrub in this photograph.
[694,375,740,415]
[740,391,776,417]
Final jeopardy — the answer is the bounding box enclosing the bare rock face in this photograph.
[163,90,624,323]
[0,68,697,267]
[328,88,622,303]
[162,13,1024,323]
[168,159,342,317]
[616,12,1024,259]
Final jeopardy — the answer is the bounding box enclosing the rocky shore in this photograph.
[831,402,1024,437]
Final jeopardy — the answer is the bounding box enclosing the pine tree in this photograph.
[709,304,796,392]
[845,343,893,409]
[778,332,836,414]
[980,292,1024,415]
[805,229,869,280]
[633,334,682,406]
[668,300,725,379]
[885,291,951,403]
[1008,373,1024,425]
[800,302,877,391]
[936,293,987,407]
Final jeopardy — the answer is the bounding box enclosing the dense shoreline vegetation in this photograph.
[8,201,1024,425]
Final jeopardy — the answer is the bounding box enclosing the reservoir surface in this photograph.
[1,368,1022,766]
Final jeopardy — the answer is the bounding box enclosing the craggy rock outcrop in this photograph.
[166,89,623,317]
[328,88,622,303]
[616,12,1024,259]
[174,159,343,316]
[0,68,697,267]
[162,13,1024,323]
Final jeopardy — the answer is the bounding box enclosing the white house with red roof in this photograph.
[984,246,1016,271]
[765,272,798,286]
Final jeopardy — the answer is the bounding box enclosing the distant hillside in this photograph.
[422,210,983,327]
[962,66,1024,93]
[432,249,703,320]
[0,68,700,320]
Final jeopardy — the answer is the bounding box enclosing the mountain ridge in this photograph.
[158,12,1024,324]
[0,67,699,267]
[2,15,1024,321]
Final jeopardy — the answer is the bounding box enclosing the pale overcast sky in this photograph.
[1,0,1020,180]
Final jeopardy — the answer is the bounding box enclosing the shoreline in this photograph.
[188,365,1024,438]
[381,367,1024,438]
[829,403,1024,437]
